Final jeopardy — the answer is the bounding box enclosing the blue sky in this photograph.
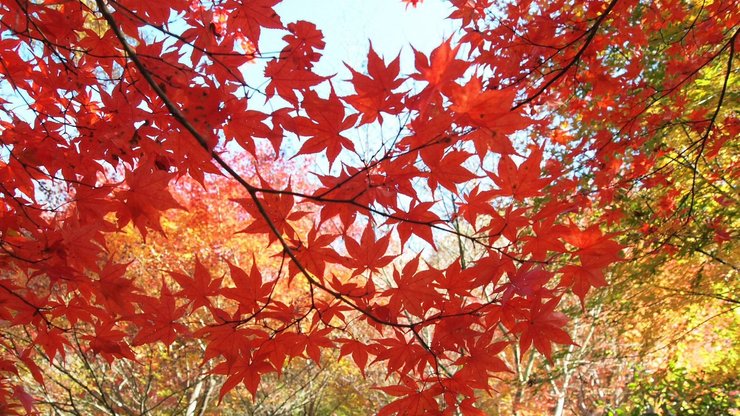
[279,0,455,69]
[237,0,459,167]
[245,0,457,91]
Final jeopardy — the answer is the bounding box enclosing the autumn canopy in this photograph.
[0,0,737,414]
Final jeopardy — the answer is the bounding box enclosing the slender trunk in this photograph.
[197,376,215,416]
[553,369,572,416]
[554,394,567,416]
[186,377,204,416]
[513,348,536,415]
[551,318,578,416]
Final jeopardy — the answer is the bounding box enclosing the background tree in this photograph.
[448,0,739,412]
[10,155,386,414]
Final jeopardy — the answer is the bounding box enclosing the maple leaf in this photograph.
[498,266,553,302]
[328,274,373,299]
[288,228,341,280]
[17,347,44,386]
[422,147,478,193]
[72,185,117,221]
[229,0,283,44]
[171,257,223,311]
[264,21,327,105]
[388,201,441,248]
[489,147,550,201]
[512,297,575,361]
[463,251,511,288]
[196,319,265,363]
[467,127,518,159]
[313,164,373,224]
[433,259,475,298]
[520,218,568,261]
[411,39,468,114]
[290,89,358,161]
[131,280,189,346]
[449,77,526,132]
[376,381,442,416]
[233,189,297,243]
[483,205,530,243]
[33,325,68,362]
[338,339,370,376]
[265,63,327,106]
[223,105,273,156]
[401,105,454,149]
[282,20,325,67]
[372,330,434,376]
[384,257,441,318]
[96,261,139,317]
[115,168,183,239]
[216,354,274,399]
[564,224,623,268]
[12,386,34,415]
[457,184,498,227]
[342,225,395,276]
[558,264,608,306]
[454,334,510,388]
[221,260,272,316]
[303,327,335,364]
[84,321,136,364]
[56,218,111,271]
[345,44,405,124]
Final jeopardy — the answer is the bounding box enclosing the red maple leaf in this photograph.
[454,333,510,389]
[221,260,273,316]
[345,44,405,124]
[215,354,274,399]
[449,77,526,132]
[513,297,575,360]
[233,189,297,243]
[338,338,370,376]
[389,201,441,248]
[372,330,434,376]
[229,0,283,44]
[115,168,183,239]
[131,280,189,346]
[376,380,442,416]
[290,89,358,161]
[171,257,223,311]
[422,147,478,193]
[411,39,468,114]
[383,257,440,318]
[489,147,550,201]
[342,225,395,276]
[558,264,608,306]
[564,224,623,268]
[84,321,136,364]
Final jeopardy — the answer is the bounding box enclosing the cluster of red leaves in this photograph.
[0,0,736,413]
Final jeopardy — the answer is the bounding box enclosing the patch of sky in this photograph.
[215,0,461,187]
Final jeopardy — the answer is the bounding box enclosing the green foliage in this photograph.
[608,364,740,416]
